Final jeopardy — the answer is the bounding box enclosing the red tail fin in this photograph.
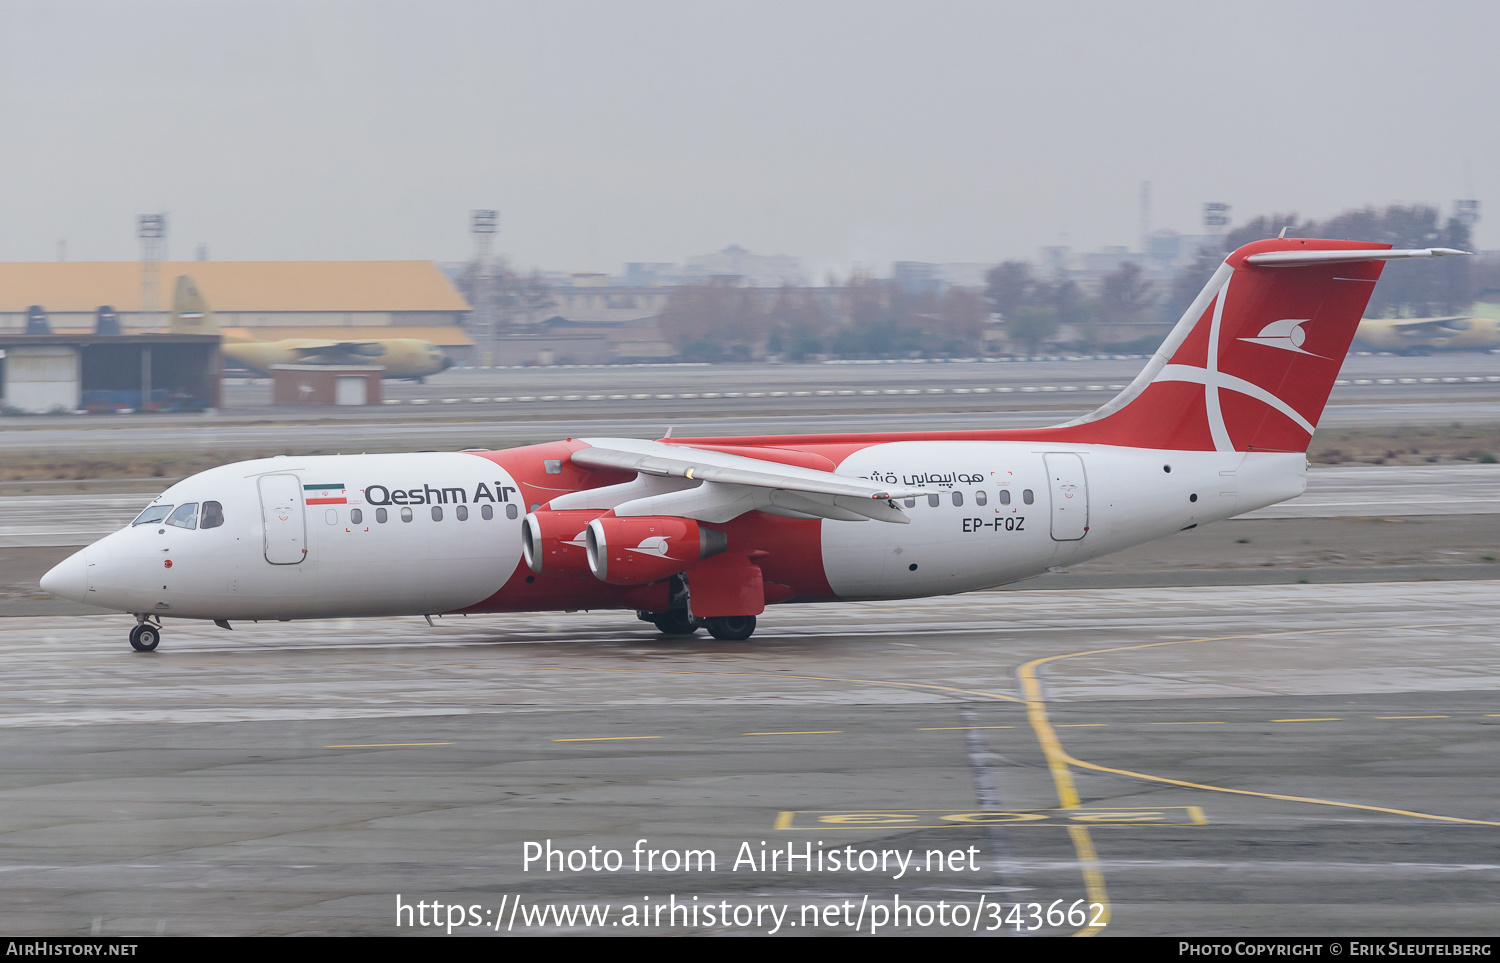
[1062,238,1466,453]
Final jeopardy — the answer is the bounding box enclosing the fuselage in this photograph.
[223,336,453,380]
[47,439,1304,622]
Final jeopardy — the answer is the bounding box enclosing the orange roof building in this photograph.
[0,261,471,333]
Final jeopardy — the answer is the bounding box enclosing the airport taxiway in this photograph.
[1,582,1496,935]
[2,379,1498,935]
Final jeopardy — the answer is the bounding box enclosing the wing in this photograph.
[552,437,931,524]
[288,341,386,361]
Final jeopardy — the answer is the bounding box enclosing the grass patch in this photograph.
[1308,424,1500,465]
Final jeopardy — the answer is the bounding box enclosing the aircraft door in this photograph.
[1044,453,1088,541]
[259,474,307,564]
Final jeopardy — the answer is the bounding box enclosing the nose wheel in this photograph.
[129,620,161,653]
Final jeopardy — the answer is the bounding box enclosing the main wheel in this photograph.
[651,610,700,636]
[705,615,756,641]
[129,624,160,652]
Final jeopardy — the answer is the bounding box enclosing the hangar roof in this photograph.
[0,262,470,313]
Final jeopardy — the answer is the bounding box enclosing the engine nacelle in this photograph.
[585,515,728,585]
[522,510,605,577]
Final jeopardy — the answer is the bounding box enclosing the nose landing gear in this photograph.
[129,616,161,653]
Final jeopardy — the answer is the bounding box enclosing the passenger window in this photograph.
[132,504,174,526]
[350,508,363,524]
[166,503,198,530]
[975,491,987,506]
[201,501,224,529]
[951,492,963,507]
[999,490,1011,505]
[325,509,337,525]
[1023,489,1034,505]
[927,494,940,508]
[481,504,494,520]
[431,506,443,521]
[506,504,519,519]
[456,505,469,521]
[904,498,916,508]
[376,508,388,524]
[401,507,413,522]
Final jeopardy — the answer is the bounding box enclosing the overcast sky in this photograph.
[0,1,1494,275]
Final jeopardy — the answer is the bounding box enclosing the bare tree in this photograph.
[455,259,556,331]
[1098,262,1155,326]
[984,261,1034,319]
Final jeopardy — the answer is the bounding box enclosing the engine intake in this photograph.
[585,515,728,585]
[522,510,606,577]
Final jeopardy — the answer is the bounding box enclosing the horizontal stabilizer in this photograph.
[1246,247,1470,267]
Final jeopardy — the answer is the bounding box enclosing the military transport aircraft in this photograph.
[169,276,454,381]
[43,238,1466,651]
[1355,314,1500,353]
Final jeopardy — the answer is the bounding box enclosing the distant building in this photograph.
[1039,231,1224,289]
[549,283,670,325]
[892,261,993,295]
[0,260,475,363]
[681,245,805,287]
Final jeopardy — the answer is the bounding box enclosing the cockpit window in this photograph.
[166,503,199,530]
[132,504,174,526]
[201,501,224,529]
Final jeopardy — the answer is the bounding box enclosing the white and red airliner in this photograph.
[42,238,1466,651]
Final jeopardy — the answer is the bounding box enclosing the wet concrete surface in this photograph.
[1,583,1496,935]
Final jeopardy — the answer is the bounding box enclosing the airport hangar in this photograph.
[0,261,473,412]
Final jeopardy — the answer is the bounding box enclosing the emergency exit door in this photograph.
[1044,453,1089,541]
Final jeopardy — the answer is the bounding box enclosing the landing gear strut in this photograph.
[129,616,161,653]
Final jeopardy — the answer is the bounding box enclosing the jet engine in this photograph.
[521,510,605,577]
[584,515,728,585]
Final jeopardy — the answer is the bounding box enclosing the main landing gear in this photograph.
[640,611,758,641]
[129,616,161,653]
[704,615,756,641]
[647,609,702,636]
[637,574,760,640]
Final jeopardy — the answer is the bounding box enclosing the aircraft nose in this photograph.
[40,550,89,603]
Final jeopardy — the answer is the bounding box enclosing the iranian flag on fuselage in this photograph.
[304,483,347,505]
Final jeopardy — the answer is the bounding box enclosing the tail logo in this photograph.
[1155,275,1316,452]
[1238,318,1326,358]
